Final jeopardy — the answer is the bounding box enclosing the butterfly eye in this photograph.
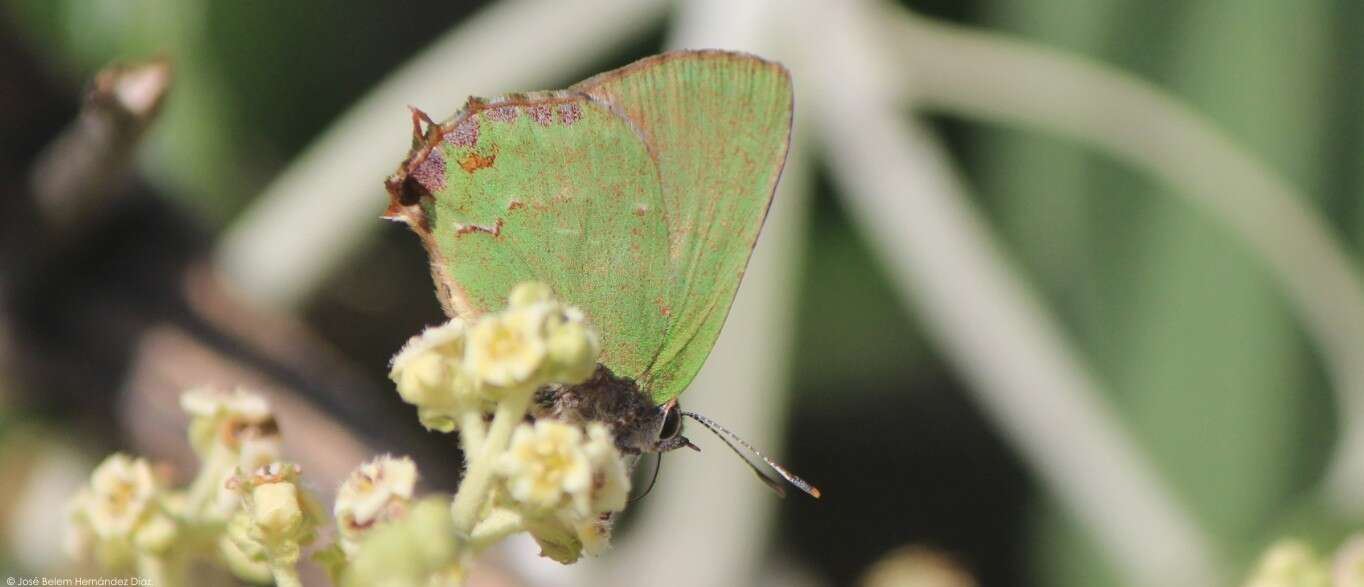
[659,404,683,441]
[397,175,429,207]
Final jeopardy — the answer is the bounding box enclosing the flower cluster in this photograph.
[496,421,630,562]
[389,282,600,427]
[68,283,631,586]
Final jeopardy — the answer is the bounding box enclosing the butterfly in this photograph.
[384,50,817,499]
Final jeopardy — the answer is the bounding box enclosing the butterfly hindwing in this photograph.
[391,93,673,380]
[387,52,793,405]
[577,52,794,403]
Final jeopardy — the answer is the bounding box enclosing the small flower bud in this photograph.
[544,308,600,384]
[226,463,320,568]
[390,320,483,431]
[252,481,303,535]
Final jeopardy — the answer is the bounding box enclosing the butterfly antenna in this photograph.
[629,453,663,504]
[681,411,821,499]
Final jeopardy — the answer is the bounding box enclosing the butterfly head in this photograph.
[650,398,699,453]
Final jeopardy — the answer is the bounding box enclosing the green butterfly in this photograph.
[385,50,816,498]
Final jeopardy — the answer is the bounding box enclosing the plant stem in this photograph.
[469,506,526,552]
[450,390,532,535]
[459,410,487,456]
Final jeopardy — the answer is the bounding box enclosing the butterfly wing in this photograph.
[576,52,794,403]
[385,93,673,380]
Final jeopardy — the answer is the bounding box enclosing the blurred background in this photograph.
[1,0,1359,586]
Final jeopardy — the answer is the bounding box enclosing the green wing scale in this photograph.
[385,51,793,405]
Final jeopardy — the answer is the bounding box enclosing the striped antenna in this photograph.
[682,411,821,499]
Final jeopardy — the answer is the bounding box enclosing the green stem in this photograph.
[217,535,273,584]
[185,445,234,516]
[469,506,526,552]
[459,410,487,456]
[450,389,532,535]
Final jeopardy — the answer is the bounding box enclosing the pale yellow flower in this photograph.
[78,454,160,540]
[335,455,419,556]
[67,454,178,571]
[498,421,591,515]
[466,306,549,389]
[390,319,469,403]
[543,306,600,383]
[390,319,482,431]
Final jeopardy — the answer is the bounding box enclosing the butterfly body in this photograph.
[531,365,687,455]
[385,51,792,456]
